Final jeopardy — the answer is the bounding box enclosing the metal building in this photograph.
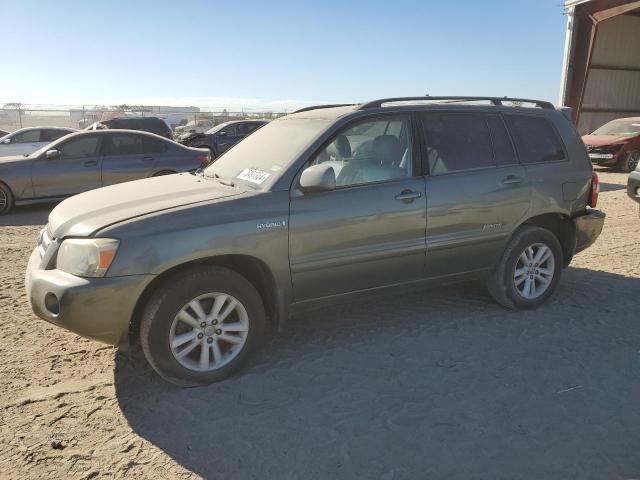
[560,0,640,134]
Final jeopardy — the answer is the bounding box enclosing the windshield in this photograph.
[205,122,231,135]
[592,119,640,137]
[203,117,331,189]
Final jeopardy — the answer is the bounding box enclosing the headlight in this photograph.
[56,238,120,277]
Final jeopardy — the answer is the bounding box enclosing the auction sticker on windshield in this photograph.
[236,168,270,185]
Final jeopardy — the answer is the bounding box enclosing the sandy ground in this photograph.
[0,170,638,479]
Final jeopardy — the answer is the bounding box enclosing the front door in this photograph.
[31,134,103,198]
[420,111,531,277]
[289,114,427,301]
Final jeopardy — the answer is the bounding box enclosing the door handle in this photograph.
[502,175,523,185]
[143,156,154,161]
[395,190,422,202]
[84,160,98,167]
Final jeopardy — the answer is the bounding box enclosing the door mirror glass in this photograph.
[45,149,60,160]
[299,163,336,193]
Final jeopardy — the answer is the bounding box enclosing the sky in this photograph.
[0,0,569,111]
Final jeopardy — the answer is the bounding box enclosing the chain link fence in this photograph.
[0,104,288,134]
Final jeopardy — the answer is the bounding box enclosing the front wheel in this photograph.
[619,151,640,173]
[140,266,266,386]
[486,226,562,309]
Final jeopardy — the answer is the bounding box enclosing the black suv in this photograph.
[177,120,268,158]
[86,116,173,139]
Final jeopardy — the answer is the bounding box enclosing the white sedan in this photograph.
[0,127,76,157]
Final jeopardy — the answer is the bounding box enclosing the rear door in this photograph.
[101,133,154,186]
[288,113,427,301]
[421,111,530,277]
[31,134,103,197]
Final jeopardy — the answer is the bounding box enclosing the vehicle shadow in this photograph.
[599,182,626,192]
[0,203,55,226]
[114,267,640,479]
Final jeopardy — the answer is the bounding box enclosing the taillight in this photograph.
[589,171,599,207]
[196,154,209,164]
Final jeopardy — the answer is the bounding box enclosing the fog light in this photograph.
[44,292,60,316]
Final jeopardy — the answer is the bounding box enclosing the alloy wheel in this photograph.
[513,243,555,300]
[169,292,249,372]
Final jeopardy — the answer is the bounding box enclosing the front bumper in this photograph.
[573,209,605,254]
[25,247,153,348]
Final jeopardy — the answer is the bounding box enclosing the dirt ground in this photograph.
[0,170,638,480]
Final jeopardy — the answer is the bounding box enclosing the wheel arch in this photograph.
[128,254,280,345]
[518,212,576,267]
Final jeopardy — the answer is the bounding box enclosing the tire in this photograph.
[140,265,266,386]
[619,151,640,173]
[486,226,563,310]
[0,181,14,215]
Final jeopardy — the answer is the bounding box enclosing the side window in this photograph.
[235,124,248,135]
[421,112,494,175]
[142,136,167,154]
[60,136,100,159]
[41,129,70,142]
[223,125,237,136]
[246,123,260,133]
[102,134,142,155]
[12,130,41,143]
[504,115,565,164]
[485,114,517,166]
[309,115,413,187]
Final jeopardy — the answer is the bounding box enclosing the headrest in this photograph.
[373,135,401,166]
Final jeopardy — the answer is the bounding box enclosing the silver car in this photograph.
[0,129,210,214]
[0,127,77,157]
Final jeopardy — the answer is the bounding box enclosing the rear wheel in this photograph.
[486,226,562,309]
[140,266,265,386]
[0,182,14,215]
[619,151,640,173]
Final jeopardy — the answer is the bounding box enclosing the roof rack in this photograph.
[293,104,355,114]
[357,96,555,110]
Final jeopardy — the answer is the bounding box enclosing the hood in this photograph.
[49,173,244,238]
[582,134,632,147]
[0,155,29,164]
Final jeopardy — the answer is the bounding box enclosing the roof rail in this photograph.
[293,104,355,114]
[357,96,555,110]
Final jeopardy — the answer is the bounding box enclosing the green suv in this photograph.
[25,96,605,386]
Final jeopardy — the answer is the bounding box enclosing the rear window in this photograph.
[486,114,517,166]
[143,136,167,154]
[505,115,565,164]
[421,112,494,174]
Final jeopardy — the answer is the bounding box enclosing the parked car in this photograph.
[0,127,76,157]
[582,117,640,172]
[0,129,210,214]
[173,119,214,137]
[85,116,173,139]
[177,120,268,158]
[25,96,604,386]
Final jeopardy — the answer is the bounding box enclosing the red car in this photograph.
[582,117,640,172]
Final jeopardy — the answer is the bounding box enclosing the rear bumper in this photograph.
[572,209,605,254]
[628,171,640,204]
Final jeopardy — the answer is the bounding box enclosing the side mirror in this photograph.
[45,149,60,160]
[299,164,336,194]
